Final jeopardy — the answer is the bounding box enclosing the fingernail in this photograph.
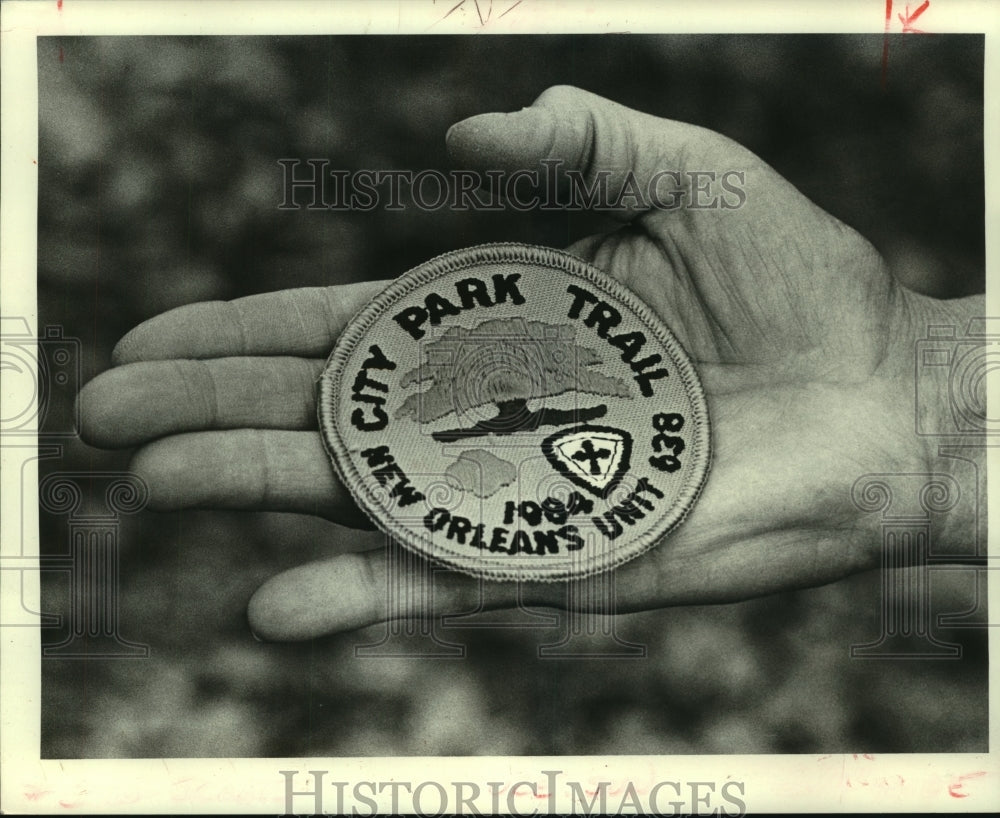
[445,115,490,151]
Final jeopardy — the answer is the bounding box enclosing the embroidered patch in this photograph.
[318,243,711,581]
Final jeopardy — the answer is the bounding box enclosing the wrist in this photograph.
[896,288,987,551]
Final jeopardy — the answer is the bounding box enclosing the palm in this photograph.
[560,176,918,608]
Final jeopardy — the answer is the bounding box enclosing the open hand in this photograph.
[78,86,978,640]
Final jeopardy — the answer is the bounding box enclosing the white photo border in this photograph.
[1,0,997,813]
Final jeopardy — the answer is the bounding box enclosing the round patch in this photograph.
[318,243,711,581]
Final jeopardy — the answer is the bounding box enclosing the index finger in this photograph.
[112,280,388,364]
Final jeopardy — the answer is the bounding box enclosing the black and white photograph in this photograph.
[1,0,997,814]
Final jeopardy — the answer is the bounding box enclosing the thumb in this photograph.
[445,85,754,219]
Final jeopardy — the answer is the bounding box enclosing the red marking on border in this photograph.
[948,771,987,799]
[899,0,930,32]
[57,0,63,9]
[881,0,892,89]
[882,0,931,89]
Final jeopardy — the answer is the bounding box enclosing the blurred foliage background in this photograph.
[38,34,985,757]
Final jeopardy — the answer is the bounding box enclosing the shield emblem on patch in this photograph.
[542,425,633,497]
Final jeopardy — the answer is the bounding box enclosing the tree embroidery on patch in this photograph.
[395,317,632,442]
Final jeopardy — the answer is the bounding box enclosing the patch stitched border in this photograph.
[318,242,712,581]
